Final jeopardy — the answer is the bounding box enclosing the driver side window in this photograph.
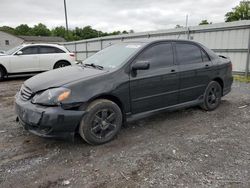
[135,43,174,76]
[21,47,39,55]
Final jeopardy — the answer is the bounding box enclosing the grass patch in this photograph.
[233,75,250,83]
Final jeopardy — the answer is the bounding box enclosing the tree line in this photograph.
[0,24,134,41]
[0,1,249,41]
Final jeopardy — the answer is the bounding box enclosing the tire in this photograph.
[79,99,123,145]
[54,61,70,69]
[201,81,222,111]
[0,67,5,81]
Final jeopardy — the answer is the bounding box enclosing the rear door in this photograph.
[10,46,39,73]
[175,42,212,103]
[130,42,179,114]
[39,46,65,70]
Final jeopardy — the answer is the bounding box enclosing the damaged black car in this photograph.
[15,39,233,144]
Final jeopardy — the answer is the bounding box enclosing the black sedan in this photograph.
[15,39,233,144]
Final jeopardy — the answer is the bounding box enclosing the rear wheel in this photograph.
[54,61,71,69]
[0,67,5,81]
[79,99,122,145]
[201,81,222,111]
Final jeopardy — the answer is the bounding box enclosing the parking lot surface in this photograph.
[0,77,250,188]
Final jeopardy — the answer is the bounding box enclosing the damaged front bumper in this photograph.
[15,95,85,141]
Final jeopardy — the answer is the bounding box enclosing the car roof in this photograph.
[20,43,68,51]
[21,43,63,47]
[123,39,201,45]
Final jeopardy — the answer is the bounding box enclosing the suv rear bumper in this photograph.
[15,95,85,140]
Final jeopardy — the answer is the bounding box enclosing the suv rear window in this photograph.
[39,46,65,54]
[176,43,203,65]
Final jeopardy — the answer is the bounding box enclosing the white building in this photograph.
[0,31,66,52]
[0,31,24,51]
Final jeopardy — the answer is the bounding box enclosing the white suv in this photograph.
[0,43,77,80]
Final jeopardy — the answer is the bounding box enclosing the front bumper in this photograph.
[15,94,85,140]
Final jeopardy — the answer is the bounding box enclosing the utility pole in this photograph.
[185,14,189,40]
[64,0,69,35]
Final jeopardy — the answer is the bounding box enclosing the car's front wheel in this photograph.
[79,99,123,145]
[201,81,222,111]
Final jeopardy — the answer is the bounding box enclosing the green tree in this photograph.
[0,26,15,35]
[225,1,250,22]
[32,23,51,36]
[51,26,67,38]
[15,24,32,35]
[175,24,183,28]
[199,20,212,25]
[129,29,134,33]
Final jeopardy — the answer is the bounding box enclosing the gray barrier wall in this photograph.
[63,20,250,75]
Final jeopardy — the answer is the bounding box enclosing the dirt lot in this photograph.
[0,77,250,188]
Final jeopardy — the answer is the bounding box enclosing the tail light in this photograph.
[69,53,76,60]
[69,53,75,57]
[229,62,233,71]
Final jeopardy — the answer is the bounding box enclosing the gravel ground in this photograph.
[0,77,250,188]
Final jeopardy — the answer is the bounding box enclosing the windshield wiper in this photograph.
[83,63,104,70]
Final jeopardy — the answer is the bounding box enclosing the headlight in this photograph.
[32,87,71,106]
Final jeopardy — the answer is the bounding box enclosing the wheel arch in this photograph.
[88,94,125,115]
[0,64,8,75]
[53,60,71,69]
[213,77,224,93]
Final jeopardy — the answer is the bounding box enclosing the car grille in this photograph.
[20,85,33,101]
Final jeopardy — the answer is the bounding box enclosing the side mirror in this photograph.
[132,61,150,71]
[16,51,23,55]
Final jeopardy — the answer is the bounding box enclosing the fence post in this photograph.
[100,39,103,50]
[85,42,88,58]
[74,42,77,60]
[245,28,250,77]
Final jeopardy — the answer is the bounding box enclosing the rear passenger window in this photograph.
[136,43,174,69]
[176,43,202,65]
[40,46,65,54]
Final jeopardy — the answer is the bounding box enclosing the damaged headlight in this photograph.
[31,87,71,106]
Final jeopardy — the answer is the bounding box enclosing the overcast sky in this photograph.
[0,0,240,32]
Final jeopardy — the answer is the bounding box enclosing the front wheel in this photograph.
[79,99,123,145]
[201,81,222,111]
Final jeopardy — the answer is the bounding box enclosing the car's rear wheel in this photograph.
[54,61,71,69]
[0,67,5,81]
[79,99,122,145]
[201,81,222,111]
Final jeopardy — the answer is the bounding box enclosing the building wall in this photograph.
[63,20,250,74]
[0,31,24,51]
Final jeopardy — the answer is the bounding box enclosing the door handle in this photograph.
[205,64,210,68]
[171,69,176,73]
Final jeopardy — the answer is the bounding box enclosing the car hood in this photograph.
[24,66,108,92]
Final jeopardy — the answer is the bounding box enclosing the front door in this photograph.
[10,46,40,73]
[130,42,179,114]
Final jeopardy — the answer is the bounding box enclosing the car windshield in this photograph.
[82,43,144,69]
[5,45,23,55]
